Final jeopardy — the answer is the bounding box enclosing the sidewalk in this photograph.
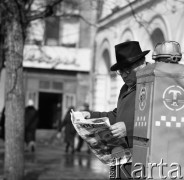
[0,138,109,180]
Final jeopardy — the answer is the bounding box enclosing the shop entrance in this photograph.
[38,92,62,129]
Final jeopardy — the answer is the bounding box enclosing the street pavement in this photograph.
[0,137,109,180]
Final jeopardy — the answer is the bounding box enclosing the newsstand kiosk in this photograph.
[132,62,184,179]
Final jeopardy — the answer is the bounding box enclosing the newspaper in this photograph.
[70,110,132,166]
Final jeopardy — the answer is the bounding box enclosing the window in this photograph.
[45,17,60,46]
[39,80,50,89]
[60,18,79,47]
[44,0,80,47]
[151,28,165,48]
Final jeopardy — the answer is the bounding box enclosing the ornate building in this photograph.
[91,0,184,111]
[0,0,98,129]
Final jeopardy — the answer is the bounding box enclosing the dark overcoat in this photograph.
[91,84,136,148]
[59,110,76,144]
[25,106,39,143]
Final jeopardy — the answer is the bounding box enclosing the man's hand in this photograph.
[81,111,91,119]
[111,122,126,138]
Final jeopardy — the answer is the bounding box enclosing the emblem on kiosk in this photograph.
[139,86,147,111]
[163,85,184,111]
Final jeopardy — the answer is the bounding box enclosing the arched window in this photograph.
[94,48,112,111]
[151,28,165,47]
[102,49,111,70]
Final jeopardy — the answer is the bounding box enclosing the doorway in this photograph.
[38,92,62,129]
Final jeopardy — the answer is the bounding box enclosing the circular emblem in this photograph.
[139,86,147,111]
[163,85,184,111]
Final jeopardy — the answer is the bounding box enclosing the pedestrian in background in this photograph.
[25,99,39,152]
[58,106,76,154]
[76,103,91,154]
[53,102,62,129]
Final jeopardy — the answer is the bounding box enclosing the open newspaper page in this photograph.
[70,110,132,166]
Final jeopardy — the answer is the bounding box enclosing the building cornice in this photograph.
[97,0,162,32]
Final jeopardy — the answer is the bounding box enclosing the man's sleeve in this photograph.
[90,108,117,125]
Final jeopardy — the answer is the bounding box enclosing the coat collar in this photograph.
[120,84,136,98]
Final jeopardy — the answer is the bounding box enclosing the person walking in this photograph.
[25,99,39,152]
[58,106,76,154]
[82,41,150,179]
[76,103,91,154]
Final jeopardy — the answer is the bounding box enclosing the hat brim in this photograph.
[110,50,150,71]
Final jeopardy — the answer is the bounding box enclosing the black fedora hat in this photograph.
[110,41,150,71]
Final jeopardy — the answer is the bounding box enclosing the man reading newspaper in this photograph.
[79,41,150,179]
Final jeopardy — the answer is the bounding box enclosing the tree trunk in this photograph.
[4,2,25,180]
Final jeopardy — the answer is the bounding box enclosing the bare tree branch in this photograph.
[0,1,14,17]
[28,12,97,28]
[126,0,151,36]
[79,15,97,27]
[26,0,63,22]
[14,0,26,22]
[25,0,34,12]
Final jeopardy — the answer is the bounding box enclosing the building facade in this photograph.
[0,0,98,129]
[92,0,184,111]
[23,0,99,129]
[23,45,91,129]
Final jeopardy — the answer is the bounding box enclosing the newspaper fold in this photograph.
[71,110,132,166]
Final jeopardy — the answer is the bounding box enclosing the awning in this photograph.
[23,45,91,72]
